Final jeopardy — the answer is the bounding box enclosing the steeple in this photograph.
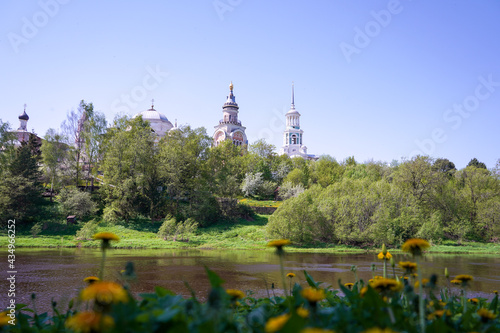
[18,104,29,131]
[291,82,295,109]
[223,81,238,109]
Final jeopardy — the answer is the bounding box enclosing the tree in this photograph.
[61,104,85,186]
[58,187,97,218]
[241,172,277,198]
[432,158,456,178]
[41,128,68,200]
[0,120,16,176]
[249,139,276,159]
[467,158,487,169]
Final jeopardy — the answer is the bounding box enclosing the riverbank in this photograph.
[2,215,500,254]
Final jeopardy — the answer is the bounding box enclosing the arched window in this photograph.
[292,134,297,144]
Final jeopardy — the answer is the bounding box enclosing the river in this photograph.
[1,248,498,313]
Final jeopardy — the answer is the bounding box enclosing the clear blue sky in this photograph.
[1,0,499,169]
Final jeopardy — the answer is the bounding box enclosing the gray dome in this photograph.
[136,108,170,122]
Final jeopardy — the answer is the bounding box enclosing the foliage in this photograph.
[157,216,199,241]
[278,181,305,200]
[57,187,97,218]
[241,172,277,199]
[76,220,99,240]
[30,222,43,238]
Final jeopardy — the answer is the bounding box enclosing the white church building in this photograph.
[279,84,316,160]
[213,82,248,147]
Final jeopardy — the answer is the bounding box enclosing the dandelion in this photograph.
[414,278,430,288]
[267,239,291,251]
[477,308,496,322]
[455,275,473,283]
[401,238,430,257]
[287,273,296,278]
[344,283,354,290]
[427,309,451,320]
[93,232,120,280]
[265,313,290,333]
[65,311,114,333]
[296,307,309,318]
[370,278,403,293]
[468,298,479,305]
[301,287,326,303]
[450,279,461,285]
[360,286,368,297]
[268,239,291,297]
[226,289,245,300]
[377,252,392,260]
[83,276,99,284]
[80,281,128,305]
[399,261,417,273]
[0,311,12,326]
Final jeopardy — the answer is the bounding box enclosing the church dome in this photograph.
[19,106,29,120]
[136,108,170,123]
[133,101,173,137]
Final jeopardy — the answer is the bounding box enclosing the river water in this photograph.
[1,248,499,313]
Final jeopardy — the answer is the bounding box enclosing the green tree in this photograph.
[41,128,68,200]
[467,158,487,169]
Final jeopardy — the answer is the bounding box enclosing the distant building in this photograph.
[279,84,316,160]
[133,100,177,140]
[213,82,248,147]
[13,104,41,146]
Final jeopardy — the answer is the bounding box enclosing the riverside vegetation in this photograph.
[1,234,499,332]
[1,104,500,249]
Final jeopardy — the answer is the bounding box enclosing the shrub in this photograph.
[278,181,305,200]
[58,187,97,218]
[76,220,99,240]
[157,216,177,240]
[30,222,43,238]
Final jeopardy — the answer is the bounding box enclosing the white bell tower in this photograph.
[280,83,309,159]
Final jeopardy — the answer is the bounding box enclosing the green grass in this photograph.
[2,215,500,254]
[238,198,282,208]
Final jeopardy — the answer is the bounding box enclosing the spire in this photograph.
[151,99,155,110]
[229,81,233,92]
[19,103,29,120]
[223,81,238,109]
[291,82,295,109]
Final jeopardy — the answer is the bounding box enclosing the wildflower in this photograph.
[371,278,402,293]
[477,308,496,321]
[83,276,99,284]
[93,232,119,251]
[226,289,245,300]
[360,286,368,297]
[427,309,451,320]
[267,239,291,250]
[374,275,383,280]
[80,281,128,304]
[344,283,354,289]
[450,279,461,285]
[300,328,336,333]
[287,273,296,278]
[414,278,430,288]
[65,311,114,333]
[296,307,309,318]
[265,313,290,333]
[455,275,473,283]
[468,298,479,305]
[0,311,13,326]
[399,261,417,273]
[301,287,326,303]
[401,238,430,256]
[494,290,498,295]
[377,252,392,260]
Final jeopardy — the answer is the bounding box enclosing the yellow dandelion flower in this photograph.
[296,307,309,318]
[301,287,326,303]
[226,289,245,299]
[370,278,403,293]
[468,298,479,304]
[344,283,354,289]
[300,328,336,333]
[414,278,430,288]
[287,273,296,278]
[399,261,417,272]
[494,290,498,295]
[477,308,496,321]
[80,281,128,304]
[360,286,368,297]
[267,239,291,249]
[65,311,114,333]
[377,252,392,260]
[455,274,473,282]
[0,311,13,326]
[427,309,451,320]
[83,276,99,284]
[265,313,290,333]
[93,232,120,242]
[450,279,462,285]
[401,238,430,256]
[374,275,384,280]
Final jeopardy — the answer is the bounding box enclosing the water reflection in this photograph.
[1,248,498,313]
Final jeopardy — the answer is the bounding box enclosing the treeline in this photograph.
[268,156,500,245]
[1,101,499,245]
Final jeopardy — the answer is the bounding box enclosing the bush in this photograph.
[278,181,305,200]
[158,216,198,242]
[157,216,177,240]
[30,222,43,238]
[241,172,277,199]
[76,220,99,240]
[58,187,97,218]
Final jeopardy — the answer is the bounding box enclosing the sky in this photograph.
[1,0,499,169]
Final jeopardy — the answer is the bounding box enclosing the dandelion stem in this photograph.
[416,256,425,333]
[99,248,107,280]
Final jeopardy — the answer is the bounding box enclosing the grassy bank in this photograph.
[2,215,500,254]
